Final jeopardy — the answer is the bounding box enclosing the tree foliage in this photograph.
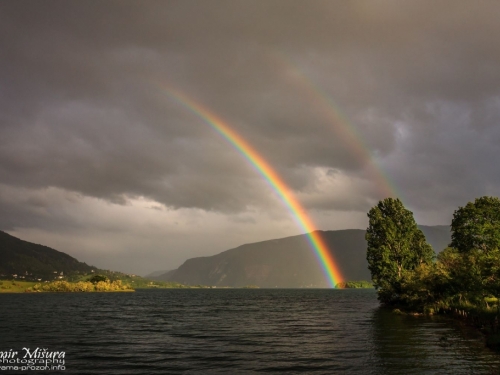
[89,274,109,284]
[335,280,373,289]
[366,198,434,304]
[450,196,500,254]
[365,194,500,347]
[32,279,132,292]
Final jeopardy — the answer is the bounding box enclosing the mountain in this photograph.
[159,225,451,288]
[0,230,96,280]
[144,270,172,279]
[419,225,451,253]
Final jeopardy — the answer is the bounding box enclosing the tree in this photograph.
[450,196,500,254]
[448,197,500,302]
[366,198,434,304]
[89,274,109,284]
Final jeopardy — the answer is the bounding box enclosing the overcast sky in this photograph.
[1,1,500,275]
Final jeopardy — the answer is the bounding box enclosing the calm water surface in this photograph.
[1,289,499,374]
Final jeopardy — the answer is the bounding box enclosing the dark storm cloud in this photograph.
[1,0,500,222]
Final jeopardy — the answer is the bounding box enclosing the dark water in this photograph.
[1,289,500,374]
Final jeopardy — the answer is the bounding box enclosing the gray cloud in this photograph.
[1,1,500,273]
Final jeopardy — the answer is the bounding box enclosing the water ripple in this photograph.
[0,289,499,374]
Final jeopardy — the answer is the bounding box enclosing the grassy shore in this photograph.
[0,280,134,293]
[0,279,212,292]
[0,280,38,293]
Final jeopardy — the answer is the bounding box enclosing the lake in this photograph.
[1,289,499,374]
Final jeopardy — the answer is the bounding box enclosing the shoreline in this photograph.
[389,306,500,351]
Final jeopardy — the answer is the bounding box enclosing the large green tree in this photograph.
[448,196,500,300]
[366,198,434,304]
[450,196,500,254]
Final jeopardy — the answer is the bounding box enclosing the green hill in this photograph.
[0,231,171,287]
[0,230,95,281]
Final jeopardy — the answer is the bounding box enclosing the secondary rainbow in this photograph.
[163,88,344,287]
[274,52,399,201]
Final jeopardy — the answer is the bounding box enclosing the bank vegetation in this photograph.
[366,196,500,348]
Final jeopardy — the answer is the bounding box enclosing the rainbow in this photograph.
[274,52,399,201]
[163,88,344,287]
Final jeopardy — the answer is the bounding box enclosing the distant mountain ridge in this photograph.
[1,225,451,287]
[157,225,451,287]
[144,270,172,279]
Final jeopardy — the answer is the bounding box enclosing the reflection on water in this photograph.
[0,289,499,374]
